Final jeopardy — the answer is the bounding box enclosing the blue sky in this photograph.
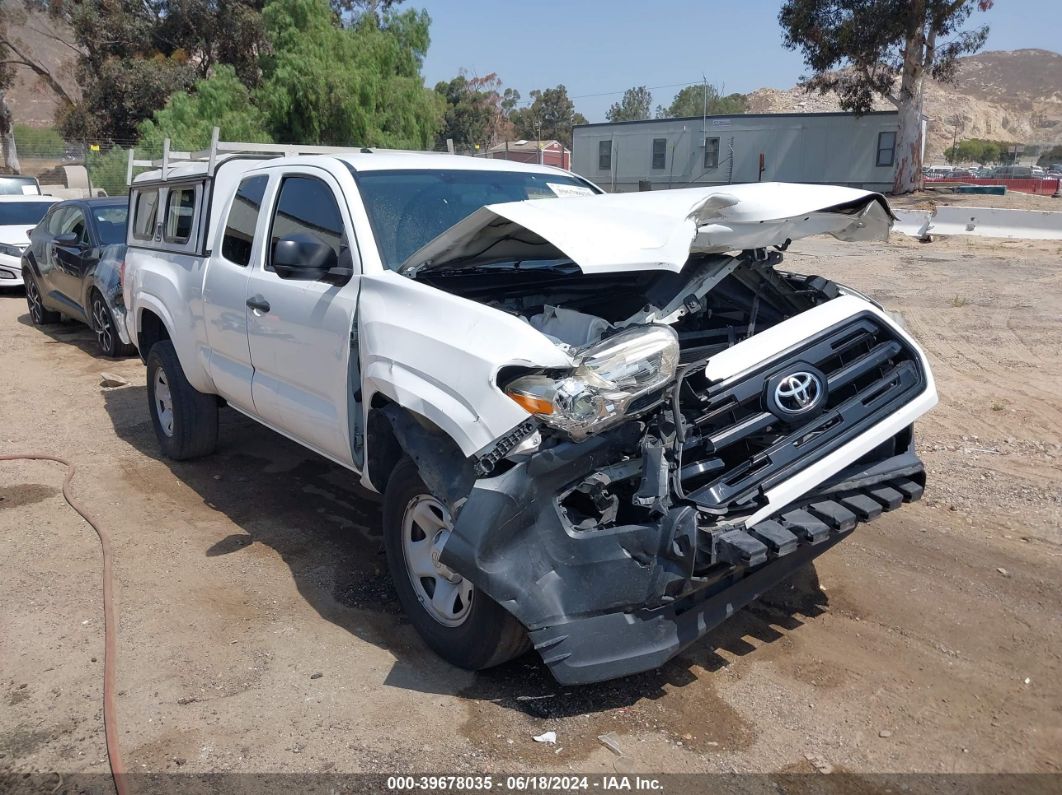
[411,0,1062,122]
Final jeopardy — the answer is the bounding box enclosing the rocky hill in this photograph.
[746,49,1062,162]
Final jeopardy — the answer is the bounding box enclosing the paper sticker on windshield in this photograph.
[21,184,40,195]
[547,183,594,198]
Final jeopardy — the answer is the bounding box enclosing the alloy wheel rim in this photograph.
[153,368,174,437]
[27,282,42,323]
[92,298,113,354]
[401,494,473,627]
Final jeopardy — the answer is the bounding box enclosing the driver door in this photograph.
[48,205,91,312]
[245,169,362,467]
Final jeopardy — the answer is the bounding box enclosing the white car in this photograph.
[0,195,58,287]
[123,143,937,684]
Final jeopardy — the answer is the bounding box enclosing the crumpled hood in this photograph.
[400,182,894,276]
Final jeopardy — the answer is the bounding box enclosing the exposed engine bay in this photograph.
[417,249,831,355]
[417,249,884,528]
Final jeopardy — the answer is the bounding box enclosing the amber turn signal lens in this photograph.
[506,390,554,415]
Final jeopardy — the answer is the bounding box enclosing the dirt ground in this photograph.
[1,232,1060,787]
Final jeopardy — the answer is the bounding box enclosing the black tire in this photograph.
[145,340,218,460]
[90,290,136,358]
[25,275,60,325]
[383,458,529,670]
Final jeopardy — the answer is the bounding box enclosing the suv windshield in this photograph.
[0,201,53,226]
[93,205,128,245]
[353,168,596,270]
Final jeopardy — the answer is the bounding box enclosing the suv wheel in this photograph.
[145,340,218,460]
[25,276,60,325]
[383,458,529,670]
[90,291,135,358]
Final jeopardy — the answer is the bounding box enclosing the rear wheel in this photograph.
[90,290,135,358]
[25,276,60,325]
[145,340,218,460]
[383,458,529,670]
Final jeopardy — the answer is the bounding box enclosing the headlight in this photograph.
[505,325,679,437]
[0,242,22,258]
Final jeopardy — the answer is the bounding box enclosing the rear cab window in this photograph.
[221,175,269,267]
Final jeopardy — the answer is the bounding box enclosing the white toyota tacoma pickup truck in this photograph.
[123,145,936,684]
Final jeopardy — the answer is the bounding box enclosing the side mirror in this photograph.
[54,231,81,247]
[273,233,336,280]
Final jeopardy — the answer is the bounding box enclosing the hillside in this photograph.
[746,49,1062,161]
[3,8,81,128]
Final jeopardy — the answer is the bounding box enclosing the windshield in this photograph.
[0,177,41,196]
[353,168,596,270]
[0,201,54,226]
[93,205,128,246]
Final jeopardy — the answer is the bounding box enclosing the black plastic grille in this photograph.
[676,313,926,514]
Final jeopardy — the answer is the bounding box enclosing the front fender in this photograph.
[89,249,131,345]
[358,270,572,457]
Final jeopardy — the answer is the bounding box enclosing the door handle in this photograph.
[246,295,270,314]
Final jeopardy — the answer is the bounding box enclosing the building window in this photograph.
[704,137,720,169]
[651,138,666,170]
[876,131,897,167]
[598,139,612,171]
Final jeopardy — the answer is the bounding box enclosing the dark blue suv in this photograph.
[21,197,134,357]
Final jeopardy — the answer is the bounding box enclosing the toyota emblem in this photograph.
[774,371,823,414]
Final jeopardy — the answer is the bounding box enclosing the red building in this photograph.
[488,139,571,170]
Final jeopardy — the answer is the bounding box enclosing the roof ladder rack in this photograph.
[126,126,439,185]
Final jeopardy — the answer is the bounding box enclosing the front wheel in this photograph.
[145,340,218,460]
[383,458,529,670]
[90,290,136,358]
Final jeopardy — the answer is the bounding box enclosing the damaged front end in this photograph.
[411,185,937,684]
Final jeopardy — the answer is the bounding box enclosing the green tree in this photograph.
[510,85,587,148]
[779,0,994,194]
[13,125,65,158]
[257,0,441,148]
[136,65,272,155]
[606,86,652,122]
[434,72,509,150]
[656,83,747,118]
[86,147,137,197]
[42,0,269,143]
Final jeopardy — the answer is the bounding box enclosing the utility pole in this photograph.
[702,75,708,158]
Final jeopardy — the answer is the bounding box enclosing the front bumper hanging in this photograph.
[441,422,925,685]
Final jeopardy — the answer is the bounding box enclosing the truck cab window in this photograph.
[267,176,345,271]
[221,175,268,267]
